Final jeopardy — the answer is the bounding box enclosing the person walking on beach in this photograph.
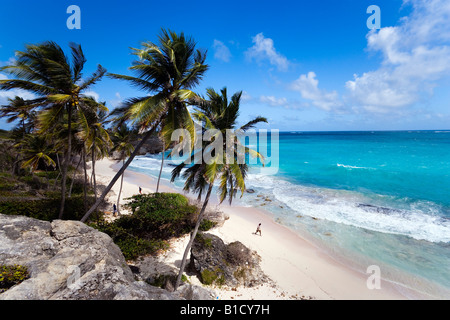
[139,186,142,194]
[113,203,117,216]
[255,223,262,236]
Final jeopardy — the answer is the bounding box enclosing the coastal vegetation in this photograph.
[0,28,266,291]
[94,192,216,260]
[170,87,267,289]
[0,42,107,219]
[81,29,209,222]
[0,264,29,293]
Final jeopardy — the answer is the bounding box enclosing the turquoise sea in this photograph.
[128,130,450,298]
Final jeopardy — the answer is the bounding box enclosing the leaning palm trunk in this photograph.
[116,159,125,215]
[156,142,165,193]
[53,153,62,189]
[81,124,159,222]
[175,183,214,290]
[91,140,97,202]
[83,151,88,212]
[58,103,72,219]
[68,155,83,198]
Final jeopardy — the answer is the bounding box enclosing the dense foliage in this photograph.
[94,193,215,260]
[0,265,29,293]
[0,170,101,221]
[0,194,99,221]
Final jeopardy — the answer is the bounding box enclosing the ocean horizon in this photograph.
[128,130,450,299]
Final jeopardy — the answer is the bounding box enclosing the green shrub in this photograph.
[195,232,213,248]
[116,237,153,261]
[200,268,225,286]
[94,192,199,261]
[125,193,193,222]
[122,192,198,239]
[0,265,29,292]
[0,194,101,221]
[199,219,217,231]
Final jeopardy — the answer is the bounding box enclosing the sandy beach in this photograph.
[94,157,410,300]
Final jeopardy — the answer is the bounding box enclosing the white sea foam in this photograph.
[131,155,450,243]
[337,163,375,170]
[246,173,450,243]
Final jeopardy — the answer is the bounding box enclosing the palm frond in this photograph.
[239,116,268,132]
[69,42,87,83]
[78,64,107,91]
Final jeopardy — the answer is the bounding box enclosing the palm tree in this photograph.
[81,29,208,222]
[1,96,38,176]
[0,96,37,136]
[171,87,267,289]
[111,124,135,215]
[78,99,112,202]
[0,41,106,219]
[18,133,56,185]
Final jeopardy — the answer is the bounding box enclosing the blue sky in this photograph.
[1,0,449,131]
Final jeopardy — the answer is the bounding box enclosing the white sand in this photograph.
[93,158,409,300]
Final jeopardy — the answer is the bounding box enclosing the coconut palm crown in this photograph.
[81,29,208,222]
[0,41,106,218]
[172,87,267,290]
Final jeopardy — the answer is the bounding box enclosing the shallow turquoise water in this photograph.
[128,130,450,298]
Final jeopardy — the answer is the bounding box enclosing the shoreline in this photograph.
[95,157,417,300]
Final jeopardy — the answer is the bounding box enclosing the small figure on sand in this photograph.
[255,223,262,236]
[139,186,142,194]
[113,203,117,216]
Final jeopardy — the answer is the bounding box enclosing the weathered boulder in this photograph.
[189,233,267,287]
[174,283,217,300]
[0,214,179,300]
[130,255,216,300]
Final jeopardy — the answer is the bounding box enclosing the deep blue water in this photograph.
[277,131,450,210]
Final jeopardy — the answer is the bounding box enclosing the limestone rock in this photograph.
[0,214,177,300]
[189,233,267,287]
[130,255,216,299]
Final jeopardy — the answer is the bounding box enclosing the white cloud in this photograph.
[245,33,290,71]
[291,72,343,112]
[213,40,231,62]
[83,90,100,102]
[259,94,306,110]
[346,0,450,113]
[0,73,37,107]
[260,95,288,107]
[240,91,252,102]
[109,92,123,109]
[0,57,17,67]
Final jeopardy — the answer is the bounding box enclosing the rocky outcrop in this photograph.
[131,256,216,300]
[136,136,164,156]
[189,233,268,287]
[0,214,210,300]
[111,135,164,160]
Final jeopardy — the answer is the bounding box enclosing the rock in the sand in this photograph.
[189,233,268,287]
[130,255,216,299]
[174,284,216,300]
[0,214,180,300]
